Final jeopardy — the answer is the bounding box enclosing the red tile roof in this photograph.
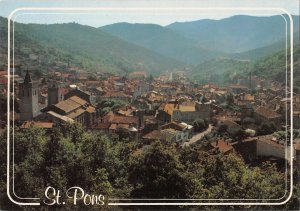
[211,139,234,153]
[20,121,53,129]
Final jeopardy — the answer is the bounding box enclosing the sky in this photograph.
[0,0,299,27]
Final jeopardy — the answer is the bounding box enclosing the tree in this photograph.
[148,74,154,82]
[13,126,47,198]
[0,122,291,210]
[226,93,235,105]
[231,127,247,141]
[128,141,189,198]
[217,123,228,134]
[193,118,208,132]
[257,122,276,135]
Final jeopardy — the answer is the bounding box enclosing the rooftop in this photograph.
[211,139,234,153]
[20,121,53,129]
[254,106,281,119]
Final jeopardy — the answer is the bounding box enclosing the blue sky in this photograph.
[0,0,299,27]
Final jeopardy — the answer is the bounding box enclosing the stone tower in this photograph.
[48,82,62,106]
[19,70,39,121]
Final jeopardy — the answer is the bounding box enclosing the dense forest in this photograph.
[0,16,183,75]
[0,124,299,210]
[191,45,300,92]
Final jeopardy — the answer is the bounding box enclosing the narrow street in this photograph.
[181,124,213,147]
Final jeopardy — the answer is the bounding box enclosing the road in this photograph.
[181,124,213,147]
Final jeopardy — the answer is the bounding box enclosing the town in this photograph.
[0,64,299,169]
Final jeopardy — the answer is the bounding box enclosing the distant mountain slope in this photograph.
[190,58,251,85]
[251,45,300,81]
[101,22,222,64]
[230,31,300,61]
[0,16,184,75]
[191,45,300,90]
[167,15,299,53]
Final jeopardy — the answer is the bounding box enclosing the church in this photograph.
[19,71,96,128]
[19,70,40,121]
[42,83,97,127]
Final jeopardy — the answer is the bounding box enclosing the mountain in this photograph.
[0,17,184,75]
[190,45,300,90]
[167,15,300,53]
[190,58,251,85]
[230,31,300,61]
[101,22,222,64]
[251,45,300,82]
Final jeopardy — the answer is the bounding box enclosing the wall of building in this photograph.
[19,83,39,121]
[256,141,285,159]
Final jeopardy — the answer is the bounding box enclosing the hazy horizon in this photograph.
[1,14,299,29]
[0,0,298,28]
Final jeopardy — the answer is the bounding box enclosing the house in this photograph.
[128,71,147,79]
[90,122,111,133]
[20,121,53,132]
[143,115,159,135]
[210,139,235,155]
[295,143,300,170]
[98,111,141,139]
[142,129,175,144]
[294,111,300,129]
[254,106,281,128]
[233,135,291,163]
[227,84,248,94]
[160,121,193,142]
[101,91,131,102]
[142,130,164,143]
[213,115,243,136]
[158,100,211,124]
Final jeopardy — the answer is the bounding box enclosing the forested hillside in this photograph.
[167,15,299,53]
[102,22,222,64]
[191,45,300,91]
[0,17,183,75]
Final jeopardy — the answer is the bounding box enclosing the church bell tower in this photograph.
[19,70,39,121]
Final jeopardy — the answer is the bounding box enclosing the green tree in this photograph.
[193,118,208,132]
[14,126,47,197]
[257,122,276,135]
[128,141,189,198]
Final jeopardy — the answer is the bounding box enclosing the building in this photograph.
[158,101,211,124]
[233,135,291,163]
[19,70,40,121]
[20,121,53,132]
[210,139,235,155]
[48,83,63,106]
[227,84,248,94]
[64,88,93,104]
[160,121,193,142]
[254,106,281,128]
[101,91,131,102]
[42,95,96,127]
